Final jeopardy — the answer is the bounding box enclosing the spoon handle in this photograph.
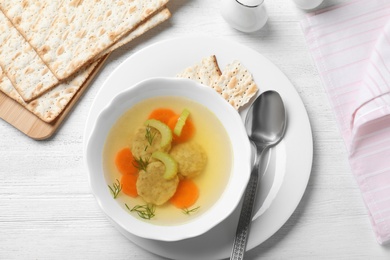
[230,166,259,260]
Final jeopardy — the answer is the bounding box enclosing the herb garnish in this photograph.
[145,125,156,146]
[133,156,149,171]
[182,206,200,215]
[108,179,122,199]
[126,204,156,220]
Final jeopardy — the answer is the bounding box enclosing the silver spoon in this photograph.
[230,90,287,260]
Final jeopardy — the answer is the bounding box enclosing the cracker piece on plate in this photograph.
[0,0,169,80]
[0,10,59,102]
[0,60,99,123]
[176,55,222,87]
[213,60,258,110]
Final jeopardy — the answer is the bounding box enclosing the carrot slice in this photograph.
[115,148,138,175]
[168,115,195,144]
[121,173,138,197]
[148,108,177,125]
[170,179,199,209]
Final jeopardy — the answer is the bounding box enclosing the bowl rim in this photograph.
[84,77,251,241]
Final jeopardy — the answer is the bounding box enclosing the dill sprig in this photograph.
[108,179,122,199]
[133,156,149,171]
[145,125,156,146]
[182,206,200,215]
[126,204,156,220]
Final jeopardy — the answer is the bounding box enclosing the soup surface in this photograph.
[103,96,232,225]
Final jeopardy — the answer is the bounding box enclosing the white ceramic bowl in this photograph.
[85,77,251,241]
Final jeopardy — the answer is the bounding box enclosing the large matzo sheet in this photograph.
[0,0,168,80]
[0,61,98,123]
[0,6,170,123]
[98,7,171,58]
[0,9,59,102]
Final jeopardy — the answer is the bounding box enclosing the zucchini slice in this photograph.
[144,119,172,149]
[174,109,190,136]
[151,151,178,180]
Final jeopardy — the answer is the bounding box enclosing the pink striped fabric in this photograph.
[302,0,390,244]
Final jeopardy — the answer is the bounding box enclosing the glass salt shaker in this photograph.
[220,0,268,33]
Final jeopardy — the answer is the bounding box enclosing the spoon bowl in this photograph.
[245,90,286,149]
[231,90,286,260]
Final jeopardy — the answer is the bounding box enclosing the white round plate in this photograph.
[83,36,313,260]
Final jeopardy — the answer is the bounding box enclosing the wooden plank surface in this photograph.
[0,55,109,140]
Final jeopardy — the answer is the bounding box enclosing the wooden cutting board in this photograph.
[0,55,109,140]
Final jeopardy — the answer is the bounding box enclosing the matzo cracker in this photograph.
[177,55,222,87]
[0,0,168,80]
[0,10,59,102]
[177,57,258,110]
[0,60,100,123]
[213,60,258,110]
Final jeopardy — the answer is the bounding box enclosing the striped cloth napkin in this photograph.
[302,0,390,244]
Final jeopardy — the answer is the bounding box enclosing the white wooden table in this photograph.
[2,0,390,259]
